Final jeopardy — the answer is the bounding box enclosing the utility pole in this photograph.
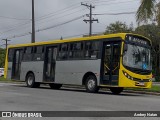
[2,39,11,49]
[32,0,35,43]
[81,2,98,36]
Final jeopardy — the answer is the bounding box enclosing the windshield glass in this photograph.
[123,43,152,71]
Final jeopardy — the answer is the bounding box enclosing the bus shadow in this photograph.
[15,84,142,97]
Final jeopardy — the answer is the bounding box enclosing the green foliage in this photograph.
[134,24,160,45]
[125,85,160,92]
[0,77,6,81]
[0,77,16,83]
[155,2,160,26]
[136,0,156,24]
[0,48,6,68]
[104,21,134,34]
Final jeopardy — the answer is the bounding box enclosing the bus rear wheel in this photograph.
[85,75,99,93]
[26,73,40,88]
[49,83,62,89]
[110,87,124,94]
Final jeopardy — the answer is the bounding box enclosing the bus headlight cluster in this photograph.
[123,71,134,80]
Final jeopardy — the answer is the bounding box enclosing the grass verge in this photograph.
[0,76,11,82]
[0,77,22,83]
[125,85,160,93]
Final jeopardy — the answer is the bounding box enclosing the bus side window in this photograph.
[69,42,83,59]
[58,44,68,60]
[84,41,100,59]
[33,46,44,61]
[35,46,44,54]
[23,47,33,61]
[8,49,14,62]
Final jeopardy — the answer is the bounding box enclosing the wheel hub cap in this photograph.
[28,76,33,85]
[88,79,95,90]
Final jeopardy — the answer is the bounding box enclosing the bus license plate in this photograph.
[136,82,145,86]
[139,82,145,86]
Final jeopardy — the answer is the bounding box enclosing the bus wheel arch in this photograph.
[82,72,99,93]
[25,71,40,88]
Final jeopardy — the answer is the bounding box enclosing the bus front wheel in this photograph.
[85,75,99,93]
[49,83,62,89]
[110,87,124,94]
[26,73,40,88]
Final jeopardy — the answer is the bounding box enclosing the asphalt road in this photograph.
[0,83,160,120]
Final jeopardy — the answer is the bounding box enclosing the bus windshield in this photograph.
[123,35,152,71]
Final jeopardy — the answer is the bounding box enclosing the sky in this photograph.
[0,0,140,47]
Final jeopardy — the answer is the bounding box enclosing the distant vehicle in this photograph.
[0,68,4,77]
[4,33,152,94]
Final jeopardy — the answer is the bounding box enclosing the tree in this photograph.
[134,24,160,41]
[136,0,160,26]
[104,21,133,34]
[155,2,160,25]
[0,48,6,68]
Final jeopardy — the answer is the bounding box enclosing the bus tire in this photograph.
[110,87,124,94]
[49,83,62,89]
[26,73,40,88]
[85,75,99,93]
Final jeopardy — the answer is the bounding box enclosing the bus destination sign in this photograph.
[126,35,150,46]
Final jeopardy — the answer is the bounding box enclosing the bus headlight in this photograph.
[123,71,134,80]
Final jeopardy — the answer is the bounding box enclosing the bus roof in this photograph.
[8,33,151,48]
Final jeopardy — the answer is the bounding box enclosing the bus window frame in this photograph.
[84,41,101,59]
[68,41,84,60]
[56,40,102,61]
[8,48,15,62]
[22,47,34,62]
[33,46,45,61]
[57,43,69,60]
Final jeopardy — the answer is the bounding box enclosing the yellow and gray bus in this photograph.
[4,33,152,94]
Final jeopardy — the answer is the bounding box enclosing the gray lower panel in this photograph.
[20,61,44,82]
[55,60,101,85]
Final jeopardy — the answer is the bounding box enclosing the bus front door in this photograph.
[102,42,121,85]
[44,47,57,82]
[12,49,23,80]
